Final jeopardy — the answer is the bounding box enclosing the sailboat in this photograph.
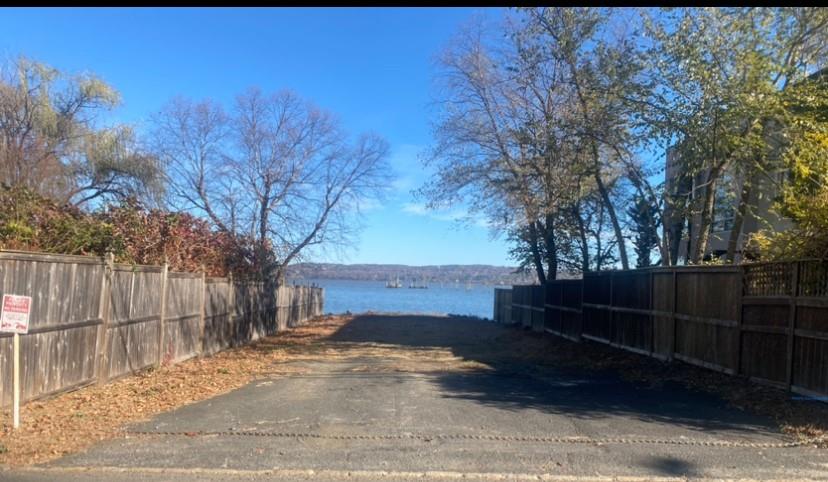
[408,276,428,289]
[385,276,402,288]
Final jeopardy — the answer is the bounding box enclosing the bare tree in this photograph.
[151,97,235,228]
[152,89,390,282]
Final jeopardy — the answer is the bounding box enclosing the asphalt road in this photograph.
[4,315,828,481]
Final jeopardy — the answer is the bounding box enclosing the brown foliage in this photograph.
[0,185,258,276]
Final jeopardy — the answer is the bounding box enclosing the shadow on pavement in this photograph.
[326,313,781,440]
[639,455,699,477]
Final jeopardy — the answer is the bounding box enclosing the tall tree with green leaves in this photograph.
[748,73,828,260]
[642,7,828,263]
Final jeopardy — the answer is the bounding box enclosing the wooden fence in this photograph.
[496,259,828,400]
[0,250,324,407]
[493,288,512,325]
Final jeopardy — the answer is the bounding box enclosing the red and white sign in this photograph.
[1,294,32,334]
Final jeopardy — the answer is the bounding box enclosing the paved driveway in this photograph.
[4,315,828,481]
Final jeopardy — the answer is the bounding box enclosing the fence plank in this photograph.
[787,261,800,386]
[156,262,168,367]
[198,269,206,357]
[503,259,828,401]
[95,253,114,385]
[1,249,325,408]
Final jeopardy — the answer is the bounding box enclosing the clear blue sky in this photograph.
[0,7,516,267]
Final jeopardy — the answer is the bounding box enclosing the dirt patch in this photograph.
[0,315,351,467]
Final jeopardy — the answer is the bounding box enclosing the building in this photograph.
[665,69,828,264]
[665,147,791,264]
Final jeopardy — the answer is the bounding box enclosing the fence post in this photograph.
[670,269,677,361]
[609,271,615,344]
[156,260,169,368]
[198,266,206,357]
[95,252,114,385]
[786,261,800,388]
[228,271,235,342]
[577,277,584,341]
[319,286,324,317]
[649,269,655,354]
[735,265,745,375]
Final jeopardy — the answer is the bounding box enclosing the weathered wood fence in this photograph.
[495,260,828,400]
[0,250,324,407]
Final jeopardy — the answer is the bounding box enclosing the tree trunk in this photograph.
[544,214,558,281]
[684,215,693,266]
[272,264,287,287]
[527,221,547,284]
[257,189,272,280]
[560,51,628,271]
[594,203,605,271]
[594,172,629,270]
[574,203,590,273]
[726,176,753,263]
[667,165,695,266]
[691,163,724,264]
[666,210,684,266]
[665,185,688,266]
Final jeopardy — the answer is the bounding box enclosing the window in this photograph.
[711,176,735,232]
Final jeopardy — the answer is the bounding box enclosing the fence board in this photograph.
[0,255,104,406]
[511,285,534,329]
[502,259,828,400]
[530,285,544,332]
[674,270,740,372]
[163,273,202,363]
[104,266,163,381]
[203,279,233,355]
[0,250,324,407]
[582,273,611,342]
[610,271,652,353]
[493,288,512,324]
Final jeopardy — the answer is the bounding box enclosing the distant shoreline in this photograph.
[289,277,517,287]
[287,262,537,285]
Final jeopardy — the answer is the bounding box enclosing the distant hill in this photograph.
[286,263,538,285]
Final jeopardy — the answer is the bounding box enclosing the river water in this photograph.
[288,278,503,319]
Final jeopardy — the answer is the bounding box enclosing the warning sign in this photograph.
[1,294,32,334]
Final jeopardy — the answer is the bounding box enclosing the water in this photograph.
[289,278,500,319]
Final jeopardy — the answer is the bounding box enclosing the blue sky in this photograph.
[0,7,516,266]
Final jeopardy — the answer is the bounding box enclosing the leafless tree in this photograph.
[152,89,390,282]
